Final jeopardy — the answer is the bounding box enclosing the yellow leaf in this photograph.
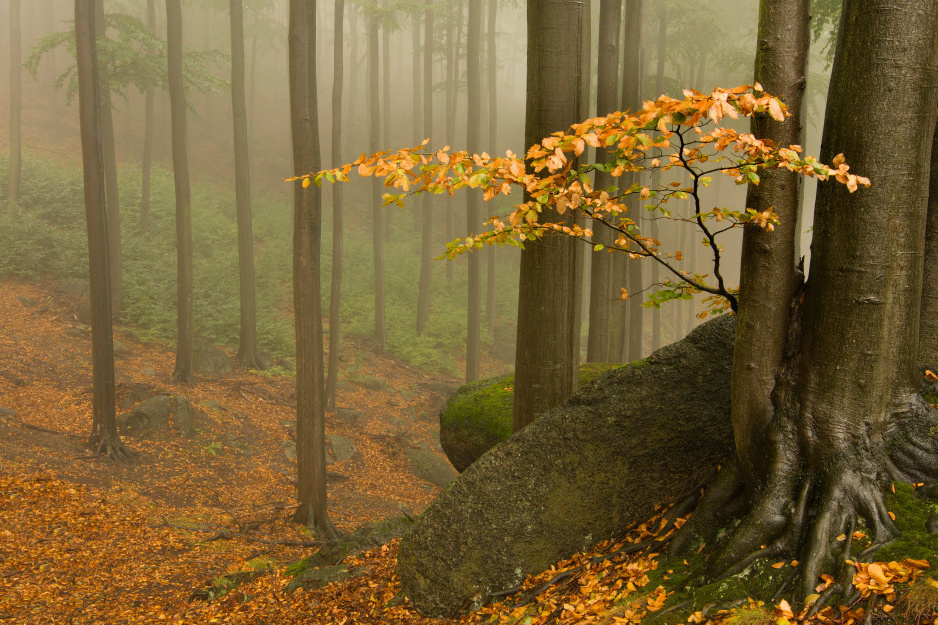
[888,511,896,521]
[836,534,847,541]
[868,563,888,584]
[302,177,311,189]
[771,562,786,569]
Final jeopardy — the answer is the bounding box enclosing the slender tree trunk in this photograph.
[512,0,583,431]
[247,26,257,153]
[381,3,393,241]
[921,125,938,366]
[75,0,131,460]
[622,0,643,360]
[347,3,360,146]
[483,0,497,335]
[7,0,21,205]
[647,6,667,353]
[731,0,809,484]
[46,0,59,136]
[166,0,194,385]
[326,0,345,411]
[367,7,386,350]
[288,0,335,536]
[231,0,260,369]
[416,0,434,335]
[444,3,459,284]
[139,0,155,235]
[465,0,483,382]
[586,0,620,363]
[95,0,122,316]
[412,13,422,146]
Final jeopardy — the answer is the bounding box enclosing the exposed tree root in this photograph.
[88,433,135,461]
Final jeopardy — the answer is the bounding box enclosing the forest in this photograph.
[2,0,938,623]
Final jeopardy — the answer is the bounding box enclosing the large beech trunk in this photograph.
[672,0,938,604]
[511,0,583,431]
[75,0,131,460]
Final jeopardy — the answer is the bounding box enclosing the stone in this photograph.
[406,443,457,489]
[112,340,130,357]
[55,278,90,298]
[202,400,226,412]
[397,315,737,618]
[419,381,461,397]
[327,434,358,464]
[439,363,621,473]
[0,407,17,417]
[117,394,173,433]
[192,340,234,376]
[283,440,297,462]
[173,395,197,437]
[333,408,363,426]
[65,327,87,338]
[76,300,92,324]
[141,368,158,377]
[15,295,37,308]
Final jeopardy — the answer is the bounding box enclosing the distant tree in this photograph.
[166,0,195,385]
[230,0,262,369]
[483,0,497,335]
[138,0,155,235]
[465,0,482,383]
[416,0,433,336]
[75,0,132,460]
[325,0,346,411]
[8,0,21,205]
[288,0,336,536]
[647,5,666,352]
[367,2,387,350]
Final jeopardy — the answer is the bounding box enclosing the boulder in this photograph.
[397,315,737,618]
[55,278,90,298]
[193,340,234,376]
[117,395,173,433]
[173,395,197,437]
[439,363,621,472]
[76,300,92,324]
[15,295,38,308]
[406,443,457,488]
[327,434,358,464]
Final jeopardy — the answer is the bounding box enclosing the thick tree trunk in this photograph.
[231,0,261,369]
[512,0,583,431]
[920,125,938,366]
[367,7,386,350]
[465,0,482,383]
[8,0,21,205]
[288,0,335,537]
[167,0,194,386]
[621,0,643,361]
[586,0,620,363]
[673,0,938,605]
[75,0,131,460]
[731,0,809,485]
[416,0,434,336]
[326,0,345,411]
[139,0,155,236]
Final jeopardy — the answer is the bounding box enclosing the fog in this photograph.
[0,0,837,373]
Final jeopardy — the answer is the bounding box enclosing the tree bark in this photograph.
[512,0,583,431]
[484,0,497,335]
[166,0,194,386]
[325,0,345,411]
[288,0,336,537]
[465,0,483,383]
[75,0,131,460]
[647,6,667,354]
[367,6,386,350]
[416,0,433,336]
[230,0,261,369]
[586,0,621,363]
[139,0,155,236]
[731,0,809,484]
[920,124,938,366]
[8,0,21,205]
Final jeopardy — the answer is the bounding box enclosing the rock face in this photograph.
[397,315,737,618]
[406,444,458,488]
[439,363,621,473]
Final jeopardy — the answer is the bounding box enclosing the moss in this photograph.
[875,482,938,564]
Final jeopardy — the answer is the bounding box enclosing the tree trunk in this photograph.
[647,7,667,354]
[672,0,938,604]
[139,0,155,236]
[731,0,809,484]
[512,0,583,431]
[416,0,433,336]
[484,0,497,335]
[326,0,345,411]
[288,0,336,537]
[367,6,386,350]
[412,13,422,147]
[75,0,131,460]
[231,0,261,369]
[95,0,122,316]
[465,0,483,383]
[7,0,21,205]
[444,3,460,285]
[586,0,621,363]
[921,125,938,367]
[166,0,194,386]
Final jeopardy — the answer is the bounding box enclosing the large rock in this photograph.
[397,315,737,618]
[406,443,458,488]
[193,340,234,376]
[117,395,173,433]
[439,363,622,472]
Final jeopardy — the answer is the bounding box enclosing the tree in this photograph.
[585,0,621,363]
[465,0,482,382]
[415,0,433,336]
[166,0,195,385]
[8,0,21,205]
[921,127,938,366]
[483,0,497,335]
[647,5,667,352]
[230,0,262,369]
[325,0,346,411]
[75,0,132,460]
[367,1,387,350]
[138,0,155,235]
[288,0,335,536]
[511,0,584,430]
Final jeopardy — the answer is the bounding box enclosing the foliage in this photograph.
[24,12,229,105]
[810,0,843,69]
[300,86,868,316]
